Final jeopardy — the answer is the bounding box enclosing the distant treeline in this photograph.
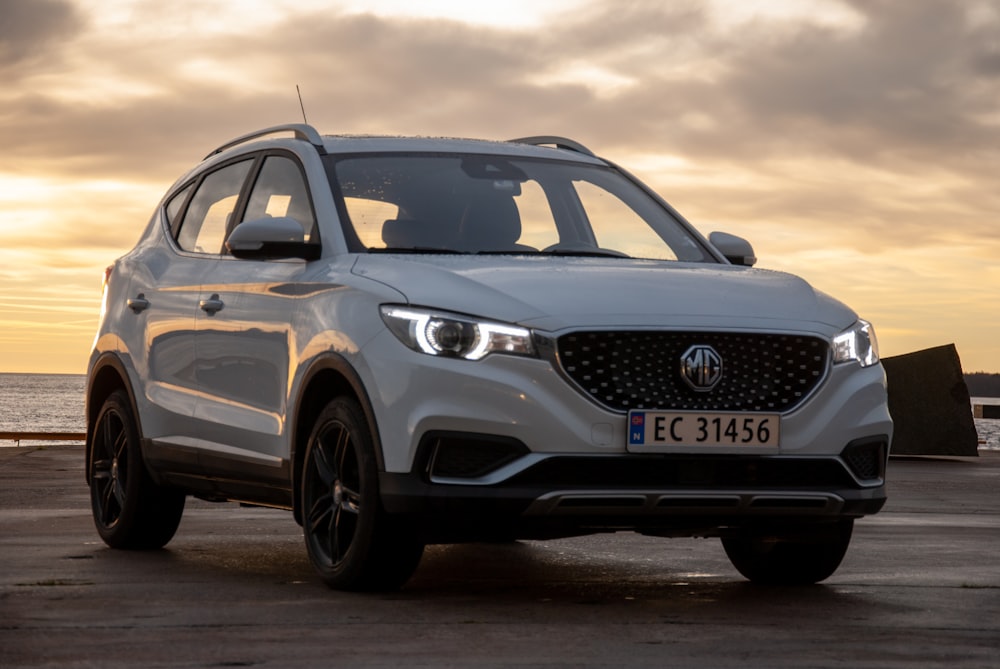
[965,373,1000,397]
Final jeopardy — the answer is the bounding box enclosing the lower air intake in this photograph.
[427,434,529,479]
[841,438,888,481]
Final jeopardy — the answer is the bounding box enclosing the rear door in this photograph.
[135,157,255,472]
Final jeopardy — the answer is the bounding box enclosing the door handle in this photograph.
[199,294,224,315]
[127,294,150,313]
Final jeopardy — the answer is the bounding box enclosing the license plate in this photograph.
[627,410,780,450]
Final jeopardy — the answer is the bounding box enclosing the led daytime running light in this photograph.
[381,306,534,360]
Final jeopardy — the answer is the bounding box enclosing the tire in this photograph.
[89,389,185,549]
[722,519,854,585]
[301,397,424,591]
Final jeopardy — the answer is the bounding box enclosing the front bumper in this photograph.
[379,439,889,543]
[361,327,892,542]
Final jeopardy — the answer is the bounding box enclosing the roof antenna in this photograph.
[296,85,309,124]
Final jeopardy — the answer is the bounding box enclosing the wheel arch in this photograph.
[291,354,384,525]
[85,354,142,485]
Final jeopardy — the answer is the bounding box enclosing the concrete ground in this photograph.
[1,445,998,668]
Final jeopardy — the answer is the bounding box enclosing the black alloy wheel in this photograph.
[89,389,185,549]
[302,397,423,591]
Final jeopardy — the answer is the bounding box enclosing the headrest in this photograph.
[381,218,456,249]
[460,196,522,250]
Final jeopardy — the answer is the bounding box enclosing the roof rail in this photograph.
[507,135,595,157]
[204,123,325,159]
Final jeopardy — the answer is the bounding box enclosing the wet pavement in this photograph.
[1,445,998,668]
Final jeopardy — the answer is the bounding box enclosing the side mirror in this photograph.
[709,231,757,267]
[225,217,321,261]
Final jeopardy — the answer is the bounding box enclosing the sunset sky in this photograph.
[1,0,998,374]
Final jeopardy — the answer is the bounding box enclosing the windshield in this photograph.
[329,153,712,262]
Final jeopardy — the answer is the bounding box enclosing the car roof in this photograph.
[205,123,606,166]
[320,134,603,163]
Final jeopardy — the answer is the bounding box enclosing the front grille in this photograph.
[556,331,829,413]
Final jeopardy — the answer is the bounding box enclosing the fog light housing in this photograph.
[841,437,888,481]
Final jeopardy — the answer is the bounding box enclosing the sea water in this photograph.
[0,373,87,445]
[0,373,997,450]
[975,396,1000,450]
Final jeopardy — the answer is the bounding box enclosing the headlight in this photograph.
[380,306,535,360]
[832,319,880,367]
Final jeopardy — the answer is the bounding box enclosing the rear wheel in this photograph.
[722,519,854,585]
[89,389,185,549]
[301,397,424,591]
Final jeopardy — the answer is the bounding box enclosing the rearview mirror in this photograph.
[709,231,757,267]
[225,217,321,261]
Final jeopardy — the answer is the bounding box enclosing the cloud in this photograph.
[0,0,83,72]
[2,2,994,168]
[715,1,999,161]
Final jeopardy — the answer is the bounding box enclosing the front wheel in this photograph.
[722,519,854,585]
[89,389,185,549]
[301,397,424,591]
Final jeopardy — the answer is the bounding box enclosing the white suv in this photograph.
[86,124,892,590]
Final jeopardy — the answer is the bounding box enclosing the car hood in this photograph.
[350,255,857,334]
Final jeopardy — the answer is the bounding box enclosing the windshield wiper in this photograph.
[539,246,631,259]
[370,247,465,254]
[370,246,630,258]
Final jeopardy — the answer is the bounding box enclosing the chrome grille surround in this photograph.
[554,331,830,413]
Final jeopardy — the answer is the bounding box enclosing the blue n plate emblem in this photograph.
[629,411,646,445]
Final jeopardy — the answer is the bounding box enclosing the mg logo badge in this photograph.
[680,345,723,391]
